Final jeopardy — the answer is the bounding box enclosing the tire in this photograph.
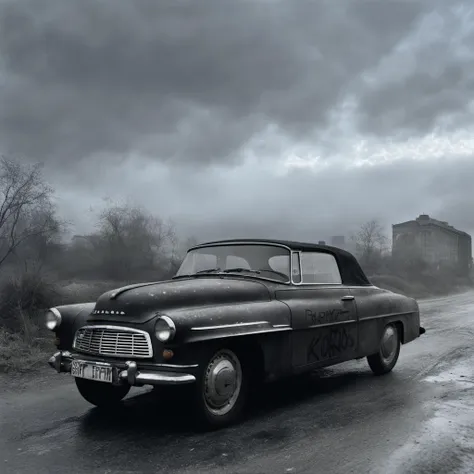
[192,347,249,429]
[75,378,131,408]
[367,323,401,376]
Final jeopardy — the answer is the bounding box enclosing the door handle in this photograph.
[341,295,355,301]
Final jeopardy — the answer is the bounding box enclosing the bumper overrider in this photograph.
[48,351,197,387]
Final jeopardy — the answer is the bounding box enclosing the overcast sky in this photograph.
[1,0,474,243]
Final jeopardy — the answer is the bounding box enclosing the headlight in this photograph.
[45,308,62,331]
[154,316,176,342]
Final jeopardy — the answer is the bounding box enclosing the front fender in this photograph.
[52,302,96,350]
[172,300,291,345]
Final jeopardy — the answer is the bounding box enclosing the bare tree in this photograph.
[351,220,389,272]
[95,202,176,279]
[0,157,59,268]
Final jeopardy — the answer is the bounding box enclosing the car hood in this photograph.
[88,276,272,324]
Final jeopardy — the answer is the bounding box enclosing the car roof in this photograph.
[190,238,372,286]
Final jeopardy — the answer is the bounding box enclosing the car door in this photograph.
[275,250,359,370]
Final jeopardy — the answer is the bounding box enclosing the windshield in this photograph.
[175,244,291,283]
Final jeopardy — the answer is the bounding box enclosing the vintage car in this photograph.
[45,239,425,428]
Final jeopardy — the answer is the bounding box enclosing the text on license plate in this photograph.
[71,360,113,383]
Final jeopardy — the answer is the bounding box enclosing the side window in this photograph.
[300,252,342,284]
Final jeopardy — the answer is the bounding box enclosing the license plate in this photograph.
[71,360,113,383]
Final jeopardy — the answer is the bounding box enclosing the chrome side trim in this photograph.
[190,321,271,331]
[208,327,292,337]
[304,319,358,330]
[358,311,415,322]
[272,324,291,328]
[155,363,199,369]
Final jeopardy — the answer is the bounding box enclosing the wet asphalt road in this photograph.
[2,292,474,474]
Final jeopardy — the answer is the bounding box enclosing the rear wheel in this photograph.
[75,378,131,408]
[192,348,249,429]
[367,323,401,375]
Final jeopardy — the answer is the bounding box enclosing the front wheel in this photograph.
[367,323,401,375]
[192,348,249,429]
[75,378,131,408]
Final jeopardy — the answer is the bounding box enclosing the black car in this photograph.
[46,239,425,428]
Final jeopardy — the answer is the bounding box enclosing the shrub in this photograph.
[0,267,62,332]
[0,325,51,373]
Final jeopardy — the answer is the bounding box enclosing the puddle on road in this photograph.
[376,398,474,474]
[424,360,474,388]
[377,354,474,474]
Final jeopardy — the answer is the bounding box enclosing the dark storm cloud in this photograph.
[357,2,474,137]
[0,0,424,167]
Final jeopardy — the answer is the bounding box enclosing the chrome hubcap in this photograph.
[380,325,398,364]
[203,349,242,416]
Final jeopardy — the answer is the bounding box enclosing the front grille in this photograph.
[73,326,153,359]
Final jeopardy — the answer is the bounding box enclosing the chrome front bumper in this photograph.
[48,351,196,386]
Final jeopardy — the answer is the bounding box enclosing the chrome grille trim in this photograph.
[73,325,153,359]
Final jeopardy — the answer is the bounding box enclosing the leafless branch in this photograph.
[0,156,58,268]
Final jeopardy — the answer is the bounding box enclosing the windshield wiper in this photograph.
[221,267,261,274]
[195,268,222,274]
[172,268,222,279]
[172,267,262,280]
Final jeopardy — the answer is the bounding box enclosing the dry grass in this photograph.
[0,309,52,373]
[370,275,432,299]
[0,271,58,373]
[58,279,128,304]
[0,277,127,374]
[371,273,473,299]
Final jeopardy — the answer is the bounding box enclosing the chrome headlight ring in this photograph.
[45,307,62,331]
[154,315,176,342]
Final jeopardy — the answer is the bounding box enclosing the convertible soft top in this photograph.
[192,238,372,287]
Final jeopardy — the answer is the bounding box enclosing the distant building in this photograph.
[330,235,346,249]
[392,214,472,276]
